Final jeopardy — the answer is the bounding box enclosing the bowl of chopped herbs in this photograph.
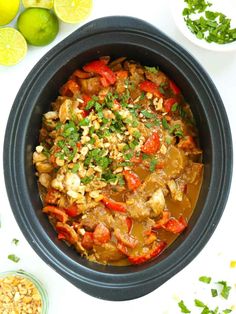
[170,0,236,51]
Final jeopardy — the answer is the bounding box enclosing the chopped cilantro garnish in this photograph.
[71,164,80,173]
[97,156,111,169]
[129,139,139,150]
[84,148,111,169]
[166,137,172,145]
[117,175,125,186]
[170,124,184,137]
[161,117,169,129]
[124,153,133,160]
[12,238,19,245]
[178,300,191,313]
[222,310,232,314]
[81,176,94,184]
[159,86,165,94]
[217,281,231,300]
[171,102,179,112]
[79,117,90,126]
[62,121,77,137]
[153,119,160,126]
[145,122,153,129]
[102,171,117,182]
[88,138,95,144]
[199,276,212,284]
[95,102,103,112]
[8,254,20,263]
[133,130,141,139]
[139,91,146,100]
[122,144,130,152]
[85,99,96,110]
[142,154,150,160]
[149,159,158,172]
[211,289,218,297]
[144,66,159,73]
[132,120,139,127]
[55,121,62,130]
[119,161,133,167]
[141,110,155,119]
[194,299,206,308]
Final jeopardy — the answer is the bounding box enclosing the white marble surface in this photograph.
[0,1,236,313]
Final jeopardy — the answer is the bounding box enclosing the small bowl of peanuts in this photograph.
[0,270,48,314]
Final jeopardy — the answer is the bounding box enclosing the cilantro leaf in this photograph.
[8,254,20,263]
[178,300,191,313]
[199,276,212,284]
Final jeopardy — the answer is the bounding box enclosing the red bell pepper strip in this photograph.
[56,222,79,244]
[58,233,66,240]
[64,204,79,217]
[163,216,187,234]
[141,131,160,155]
[42,206,68,223]
[93,223,110,245]
[140,80,164,98]
[117,241,129,256]
[164,98,178,113]
[123,170,141,191]
[101,196,126,213]
[169,79,180,95]
[128,241,167,265]
[83,60,116,86]
[153,211,171,230]
[114,229,138,249]
[81,232,94,250]
[59,80,80,97]
[44,188,61,205]
[126,217,133,233]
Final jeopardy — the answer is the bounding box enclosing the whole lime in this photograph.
[17,8,59,46]
[0,0,20,26]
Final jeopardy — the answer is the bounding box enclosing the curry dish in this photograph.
[33,57,203,265]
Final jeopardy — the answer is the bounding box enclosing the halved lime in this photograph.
[0,28,27,66]
[22,0,53,9]
[0,0,20,26]
[17,8,59,46]
[54,0,93,24]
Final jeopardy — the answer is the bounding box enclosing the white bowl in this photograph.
[169,0,236,52]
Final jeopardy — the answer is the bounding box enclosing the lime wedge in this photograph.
[0,28,27,66]
[0,0,20,26]
[54,0,93,24]
[22,0,53,9]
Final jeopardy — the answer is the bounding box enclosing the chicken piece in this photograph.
[182,162,203,185]
[92,242,124,263]
[33,152,47,164]
[81,206,115,231]
[144,70,168,87]
[163,146,186,178]
[58,99,72,123]
[80,77,102,95]
[139,171,168,196]
[167,179,183,201]
[146,189,166,217]
[126,197,151,220]
[39,173,52,189]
